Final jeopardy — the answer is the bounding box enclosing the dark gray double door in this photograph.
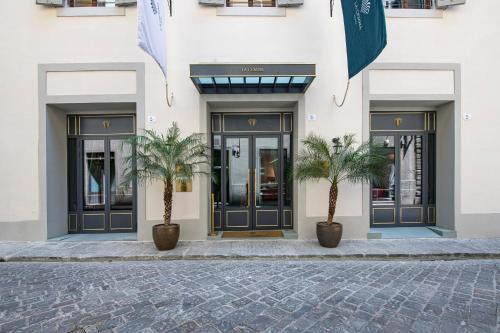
[221,135,284,231]
[67,115,136,233]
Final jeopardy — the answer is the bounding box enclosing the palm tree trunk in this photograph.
[163,180,173,225]
[327,183,338,225]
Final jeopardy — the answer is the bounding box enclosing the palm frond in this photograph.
[122,122,211,187]
[295,133,388,186]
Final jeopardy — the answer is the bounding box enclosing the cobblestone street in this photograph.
[0,260,498,333]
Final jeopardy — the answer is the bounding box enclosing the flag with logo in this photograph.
[138,0,167,78]
[341,0,387,78]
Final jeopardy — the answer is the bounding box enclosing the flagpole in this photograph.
[166,82,173,107]
[333,80,350,108]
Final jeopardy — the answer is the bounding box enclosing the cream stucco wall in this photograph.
[0,1,499,240]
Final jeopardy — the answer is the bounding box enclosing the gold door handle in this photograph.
[254,168,257,208]
[247,169,251,208]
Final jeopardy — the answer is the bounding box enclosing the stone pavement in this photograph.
[0,260,498,333]
[1,238,500,262]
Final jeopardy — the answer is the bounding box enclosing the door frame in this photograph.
[212,112,293,232]
[67,115,137,234]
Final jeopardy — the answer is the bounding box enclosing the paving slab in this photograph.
[0,238,500,262]
[0,260,499,333]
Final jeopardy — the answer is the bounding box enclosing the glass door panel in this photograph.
[110,139,133,210]
[254,136,280,229]
[225,137,250,208]
[371,136,396,225]
[83,140,106,211]
[371,136,396,205]
[224,137,251,230]
[399,135,424,224]
[212,135,223,229]
[212,135,223,208]
[255,137,279,207]
[400,135,423,205]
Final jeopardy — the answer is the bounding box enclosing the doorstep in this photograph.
[0,238,499,262]
[49,233,138,242]
[367,227,456,240]
[208,230,298,241]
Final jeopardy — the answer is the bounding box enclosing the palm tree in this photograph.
[295,134,387,225]
[123,123,210,226]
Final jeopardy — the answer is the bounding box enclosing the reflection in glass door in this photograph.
[371,132,435,226]
[399,135,424,224]
[110,139,133,210]
[83,140,106,211]
[254,137,280,229]
[211,113,293,231]
[224,137,250,229]
[223,136,282,230]
[75,138,136,232]
[371,136,396,225]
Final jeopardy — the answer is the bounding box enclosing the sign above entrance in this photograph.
[190,64,316,94]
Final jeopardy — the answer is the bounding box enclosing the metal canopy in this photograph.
[190,64,316,94]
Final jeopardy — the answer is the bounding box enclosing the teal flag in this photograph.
[341,0,387,78]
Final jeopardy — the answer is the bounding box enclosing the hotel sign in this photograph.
[190,64,316,77]
[241,67,265,73]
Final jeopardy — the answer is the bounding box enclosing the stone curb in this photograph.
[2,253,500,262]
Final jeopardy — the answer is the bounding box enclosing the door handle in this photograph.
[247,169,251,208]
[254,168,257,208]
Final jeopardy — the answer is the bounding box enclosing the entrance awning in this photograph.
[190,64,316,94]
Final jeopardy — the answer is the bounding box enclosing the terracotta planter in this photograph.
[152,224,180,251]
[316,222,343,248]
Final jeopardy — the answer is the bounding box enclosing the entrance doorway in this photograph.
[67,115,136,233]
[370,112,436,227]
[211,113,293,231]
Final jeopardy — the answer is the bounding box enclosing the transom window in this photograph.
[226,0,276,7]
[67,0,115,7]
[383,0,434,9]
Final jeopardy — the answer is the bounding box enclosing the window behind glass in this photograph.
[68,0,115,7]
[226,0,276,7]
[383,0,433,9]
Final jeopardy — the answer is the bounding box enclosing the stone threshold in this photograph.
[1,238,499,262]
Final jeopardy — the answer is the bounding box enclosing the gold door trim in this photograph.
[109,212,134,231]
[400,207,424,224]
[68,214,78,232]
[226,210,250,228]
[82,213,106,231]
[256,210,279,227]
[371,207,396,224]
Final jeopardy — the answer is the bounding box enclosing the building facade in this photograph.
[0,0,498,241]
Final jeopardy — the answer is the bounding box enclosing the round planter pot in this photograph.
[316,222,343,248]
[152,224,180,251]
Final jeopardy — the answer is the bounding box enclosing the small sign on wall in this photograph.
[175,165,192,192]
[307,114,317,121]
[176,180,192,193]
